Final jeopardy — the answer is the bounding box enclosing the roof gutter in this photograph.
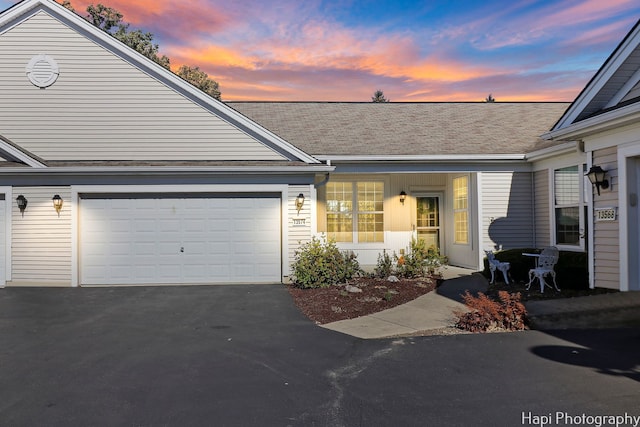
[314,154,527,163]
[542,103,640,141]
[0,165,335,175]
[524,141,582,162]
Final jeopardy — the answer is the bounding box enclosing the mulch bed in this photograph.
[287,276,439,324]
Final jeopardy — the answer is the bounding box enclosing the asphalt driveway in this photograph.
[1,285,638,426]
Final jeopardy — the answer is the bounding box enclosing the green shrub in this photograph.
[454,291,528,332]
[374,249,394,278]
[396,237,447,278]
[482,248,589,290]
[291,235,361,288]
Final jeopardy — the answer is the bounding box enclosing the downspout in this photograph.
[314,160,331,188]
[531,171,536,247]
[314,173,331,188]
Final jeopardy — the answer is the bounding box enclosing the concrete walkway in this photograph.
[322,266,484,339]
[322,267,640,339]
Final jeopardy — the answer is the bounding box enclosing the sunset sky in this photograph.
[2,0,640,102]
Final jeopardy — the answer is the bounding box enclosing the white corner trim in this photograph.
[616,144,640,292]
[0,186,11,286]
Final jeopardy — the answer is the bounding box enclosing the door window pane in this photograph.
[416,196,440,249]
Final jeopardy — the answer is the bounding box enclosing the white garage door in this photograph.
[80,195,281,285]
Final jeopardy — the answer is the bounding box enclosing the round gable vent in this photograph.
[26,54,59,88]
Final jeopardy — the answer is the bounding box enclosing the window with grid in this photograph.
[326,182,353,242]
[326,181,384,243]
[357,182,384,242]
[453,176,469,244]
[554,166,580,245]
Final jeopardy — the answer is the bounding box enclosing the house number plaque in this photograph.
[594,207,617,222]
[292,218,307,226]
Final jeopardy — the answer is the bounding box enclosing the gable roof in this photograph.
[545,19,640,140]
[0,0,320,166]
[228,102,570,160]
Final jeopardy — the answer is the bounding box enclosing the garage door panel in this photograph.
[80,196,281,285]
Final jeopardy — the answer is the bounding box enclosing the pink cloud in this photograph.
[54,0,639,102]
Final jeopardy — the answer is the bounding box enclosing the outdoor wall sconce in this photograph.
[585,165,609,196]
[399,191,407,205]
[52,194,63,216]
[295,193,305,213]
[16,195,27,216]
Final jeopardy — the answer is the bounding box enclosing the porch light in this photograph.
[399,191,407,205]
[52,194,63,216]
[295,193,305,213]
[585,165,609,196]
[16,195,27,216]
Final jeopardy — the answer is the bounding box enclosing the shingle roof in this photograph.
[227,102,571,157]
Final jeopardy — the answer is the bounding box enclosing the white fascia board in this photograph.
[553,23,640,131]
[1,1,319,165]
[524,141,580,162]
[542,103,640,141]
[314,154,527,162]
[0,138,47,168]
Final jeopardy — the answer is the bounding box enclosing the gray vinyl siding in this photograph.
[0,12,284,161]
[481,172,534,250]
[534,170,551,247]
[592,147,619,289]
[11,186,72,285]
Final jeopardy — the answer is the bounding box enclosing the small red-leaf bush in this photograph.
[454,291,528,332]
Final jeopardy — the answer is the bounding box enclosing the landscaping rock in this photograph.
[345,284,363,293]
[387,275,400,282]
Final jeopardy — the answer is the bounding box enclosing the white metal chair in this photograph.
[526,246,560,293]
[485,250,510,284]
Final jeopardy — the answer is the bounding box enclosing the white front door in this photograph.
[79,195,281,285]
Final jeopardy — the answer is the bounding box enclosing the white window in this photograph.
[326,181,384,243]
[553,165,586,248]
[453,176,469,244]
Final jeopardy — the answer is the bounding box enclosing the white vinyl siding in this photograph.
[592,147,619,289]
[11,187,72,285]
[0,12,285,161]
[481,172,534,250]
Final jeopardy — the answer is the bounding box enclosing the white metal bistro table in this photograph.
[522,252,540,267]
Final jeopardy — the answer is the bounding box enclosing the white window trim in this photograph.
[326,180,385,245]
[549,165,587,252]
[452,174,470,246]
